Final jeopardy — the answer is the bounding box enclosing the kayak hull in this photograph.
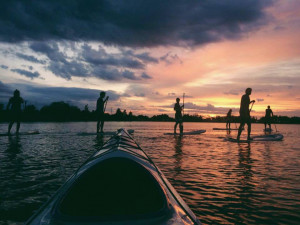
[26,129,200,225]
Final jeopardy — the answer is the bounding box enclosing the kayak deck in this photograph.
[26,129,200,225]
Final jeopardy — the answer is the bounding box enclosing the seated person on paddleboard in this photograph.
[96,91,109,133]
[226,109,232,130]
[264,105,273,130]
[237,88,255,141]
[7,89,24,135]
[174,97,184,134]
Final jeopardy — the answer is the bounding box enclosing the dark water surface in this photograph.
[0,122,299,224]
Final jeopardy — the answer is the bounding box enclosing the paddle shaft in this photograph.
[104,97,108,113]
[249,101,255,112]
[182,93,185,116]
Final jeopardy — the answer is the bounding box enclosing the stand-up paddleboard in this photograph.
[263,128,273,132]
[213,128,242,130]
[164,129,206,135]
[225,134,283,143]
[0,130,39,137]
[77,129,134,136]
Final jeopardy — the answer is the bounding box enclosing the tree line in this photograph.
[0,101,299,124]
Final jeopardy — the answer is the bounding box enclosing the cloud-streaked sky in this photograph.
[0,0,299,117]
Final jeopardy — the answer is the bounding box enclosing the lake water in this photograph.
[0,122,299,224]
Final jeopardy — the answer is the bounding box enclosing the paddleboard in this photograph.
[213,128,242,130]
[263,128,273,132]
[225,134,283,142]
[77,129,134,136]
[164,130,206,135]
[0,130,40,137]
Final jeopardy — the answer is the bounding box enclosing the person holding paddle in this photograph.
[96,91,109,133]
[264,105,274,130]
[226,109,232,130]
[174,97,184,134]
[237,88,255,141]
[7,89,24,135]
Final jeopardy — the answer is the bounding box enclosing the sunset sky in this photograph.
[0,0,299,117]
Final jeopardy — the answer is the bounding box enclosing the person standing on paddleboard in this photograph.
[7,89,24,135]
[264,105,273,130]
[237,88,255,141]
[174,97,184,134]
[96,91,109,133]
[226,109,232,130]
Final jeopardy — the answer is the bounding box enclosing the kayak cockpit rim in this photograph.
[51,157,172,222]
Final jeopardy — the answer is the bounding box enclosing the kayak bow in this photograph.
[26,129,201,225]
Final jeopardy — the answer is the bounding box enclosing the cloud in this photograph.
[163,102,238,114]
[81,44,147,69]
[224,90,240,95]
[0,65,8,69]
[16,53,46,64]
[141,72,152,79]
[160,52,182,65]
[10,68,40,79]
[256,98,264,102]
[26,42,154,81]
[0,82,122,109]
[0,0,273,47]
[0,81,12,101]
[48,60,89,80]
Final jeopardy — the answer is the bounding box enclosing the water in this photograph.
[0,122,299,225]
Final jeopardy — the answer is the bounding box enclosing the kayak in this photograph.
[25,129,201,225]
[164,130,206,135]
[225,134,283,143]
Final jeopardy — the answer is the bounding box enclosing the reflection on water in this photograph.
[0,122,299,224]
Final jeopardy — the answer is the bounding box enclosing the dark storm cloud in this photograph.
[0,81,12,100]
[0,0,273,47]
[141,72,152,79]
[27,42,154,81]
[30,42,67,63]
[16,53,46,64]
[0,82,122,108]
[0,65,8,69]
[82,44,146,69]
[10,68,40,79]
[48,61,90,80]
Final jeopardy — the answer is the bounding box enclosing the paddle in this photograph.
[101,96,109,131]
[180,93,185,134]
[249,101,255,112]
[104,96,108,113]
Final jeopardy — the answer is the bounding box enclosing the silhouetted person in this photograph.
[7,89,24,135]
[237,88,255,141]
[174,98,184,134]
[226,109,232,129]
[96,91,109,133]
[264,105,273,130]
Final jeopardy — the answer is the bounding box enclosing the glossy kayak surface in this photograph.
[26,129,201,225]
